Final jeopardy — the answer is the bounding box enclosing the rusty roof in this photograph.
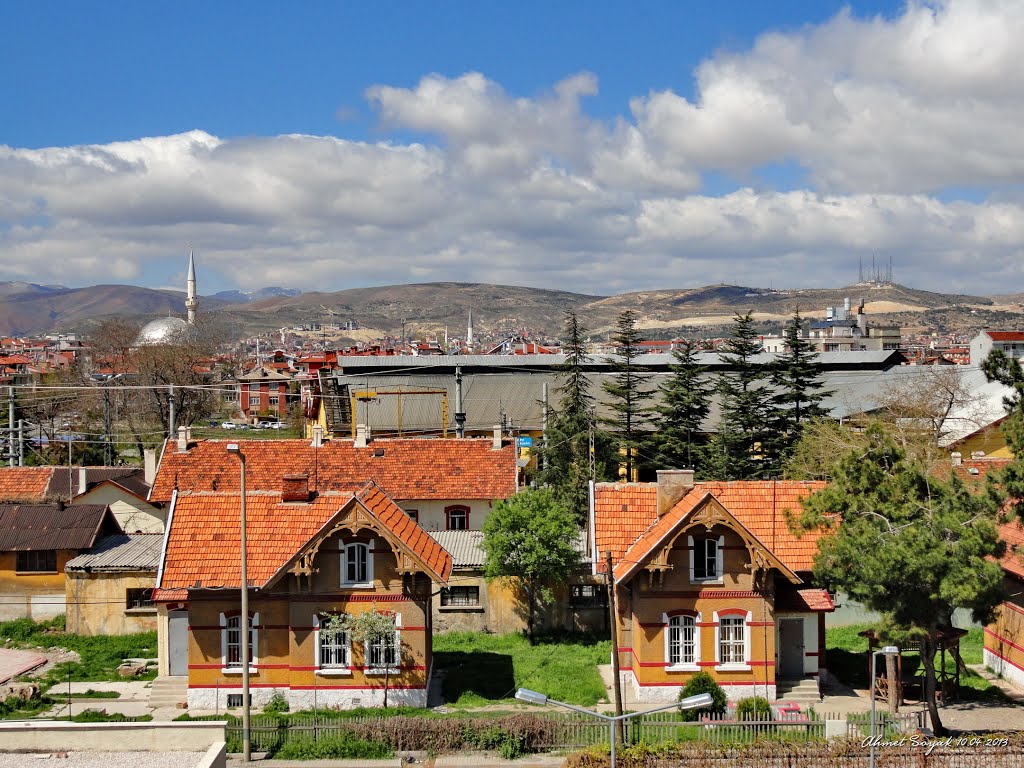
[150,438,517,503]
[159,484,452,591]
[594,481,828,579]
[0,504,116,551]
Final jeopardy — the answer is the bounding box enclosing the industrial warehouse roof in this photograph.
[319,364,1010,437]
[66,533,163,572]
[0,504,118,551]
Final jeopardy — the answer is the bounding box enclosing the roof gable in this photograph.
[0,504,118,551]
[0,468,55,502]
[150,438,517,503]
[611,491,801,585]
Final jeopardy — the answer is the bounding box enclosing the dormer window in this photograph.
[689,535,724,583]
[341,541,373,588]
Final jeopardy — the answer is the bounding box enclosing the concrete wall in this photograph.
[65,571,158,635]
[0,720,226,753]
[77,485,166,533]
[0,550,75,620]
[398,498,494,532]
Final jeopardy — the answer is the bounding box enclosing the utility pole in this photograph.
[541,382,549,472]
[168,384,176,441]
[7,386,14,467]
[454,366,465,439]
[18,420,23,467]
[102,384,112,467]
[605,550,624,746]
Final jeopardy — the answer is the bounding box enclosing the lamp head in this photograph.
[881,645,899,655]
[678,692,713,710]
[515,688,548,706]
[226,443,240,453]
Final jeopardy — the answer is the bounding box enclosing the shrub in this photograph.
[274,733,392,760]
[677,672,727,721]
[263,691,289,714]
[735,696,772,721]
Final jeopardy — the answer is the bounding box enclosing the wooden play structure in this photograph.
[859,627,967,707]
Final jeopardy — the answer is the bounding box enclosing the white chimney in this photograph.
[355,424,368,449]
[656,469,695,517]
[177,425,188,453]
[77,467,88,497]
[950,451,962,467]
[311,424,324,448]
[492,425,503,450]
[143,449,157,486]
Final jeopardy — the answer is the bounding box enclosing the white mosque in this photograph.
[133,251,200,346]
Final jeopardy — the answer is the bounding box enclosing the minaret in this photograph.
[467,308,474,349]
[185,249,198,325]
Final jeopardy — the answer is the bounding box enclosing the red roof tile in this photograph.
[998,520,1024,580]
[987,332,1024,341]
[776,587,835,612]
[0,468,54,501]
[159,484,452,591]
[151,437,518,503]
[595,481,828,579]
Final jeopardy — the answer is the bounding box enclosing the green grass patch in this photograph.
[50,689,122,700]
[273,733,393,760]
[69,710,153,723]
[433,630,610,707]
[0,616,157,689]
[0,694,56,720]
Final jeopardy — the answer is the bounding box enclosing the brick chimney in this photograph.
[282,473,311,502]
[656,469,695,517]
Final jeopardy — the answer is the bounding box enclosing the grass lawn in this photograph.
[0,615,157,688]
[433,630,610,708]
[826,623,1010,703]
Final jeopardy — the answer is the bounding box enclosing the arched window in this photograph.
[665,611,700,669]
[341,540,373,587]
[445,506,470,530]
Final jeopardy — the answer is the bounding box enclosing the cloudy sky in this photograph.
[2,0,1022,297]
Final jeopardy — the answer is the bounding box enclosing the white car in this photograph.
[221,422,237,429]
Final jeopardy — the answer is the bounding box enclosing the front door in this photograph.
[168,611,189,676]
[778,618,805,678]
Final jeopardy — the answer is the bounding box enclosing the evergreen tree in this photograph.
[538,310,607,523]
[653,339,711,472]
[767,311,832,465]
[710,311,772,479]
[792,423,1006,735]
[601,310,653,481]
[981,348,1024,514]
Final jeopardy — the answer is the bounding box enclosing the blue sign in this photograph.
[516,436,534,448]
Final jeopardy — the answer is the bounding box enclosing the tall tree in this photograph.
[653,339,711,472]
[537,310,608,522]
[792,423,1006,735]
[707,311,773,479]
[601,310,653,481]
[482,488,582,643]
[982,349,1024,514]
[768,311,832,465]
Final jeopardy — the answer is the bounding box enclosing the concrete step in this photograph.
[148,676,187,707]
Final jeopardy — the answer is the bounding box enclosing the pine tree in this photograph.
[538,310,607,523]
[601,310,653,481]
[653,339,711,472]
[981,348,1024,513]
[712,311,772,479]
[768,311,832,466]
[793,423,1006,736]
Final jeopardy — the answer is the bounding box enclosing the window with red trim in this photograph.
[445,505,469,530]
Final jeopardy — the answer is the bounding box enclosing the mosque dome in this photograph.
[134,316,194,346]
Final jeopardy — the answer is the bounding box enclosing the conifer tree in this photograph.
[767,310,832,465]
[538,310,607,522]
[601,310,653,481]
[981,348,1024,513]
[793,424,1006,735]
[653,339,711,472]
[710,311,772,479]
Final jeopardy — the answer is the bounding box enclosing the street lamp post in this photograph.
[870,645,900,768]
[516,688,712,768]
[226,443,251,762]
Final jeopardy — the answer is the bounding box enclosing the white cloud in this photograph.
[2,1,1024,297]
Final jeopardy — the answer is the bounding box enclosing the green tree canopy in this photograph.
[601,310,653,481]
[653,339,711,474]
[482,488,583,643]
[792,423,1006,735]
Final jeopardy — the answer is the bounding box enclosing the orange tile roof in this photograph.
[151,437,518,503]
[0,468,54,501]
[595,481,828,580]
[159,484,451,591]
[776,587,835,612]
[998,520,1024,581]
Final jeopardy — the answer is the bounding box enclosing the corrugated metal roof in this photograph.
[66,533,163,572]
[0,504,112,551]
[428,528,588,570]
[48,467,151,500]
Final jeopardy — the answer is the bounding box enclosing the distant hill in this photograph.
[3,279,1020,340]
[210,287,302,304]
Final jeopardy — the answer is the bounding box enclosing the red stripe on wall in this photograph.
[636,681,776,688]
[985,627,1024,657]
[805,651,820,657]
[984,645,1024,674]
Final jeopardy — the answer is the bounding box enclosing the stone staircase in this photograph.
[775,677,821,705]
[148,676,188,709]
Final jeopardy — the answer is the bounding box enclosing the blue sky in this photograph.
[2,0,1023,303]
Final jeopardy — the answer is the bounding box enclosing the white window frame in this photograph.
[341,540,374,588]
[688,534,724,583]
[220,611,259,674]
[248,394,260,407]
[664,612,700,671]
[269,395,279,406]
[713,610,751,671]
[313,614,352,676]
[365,613,401,675]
